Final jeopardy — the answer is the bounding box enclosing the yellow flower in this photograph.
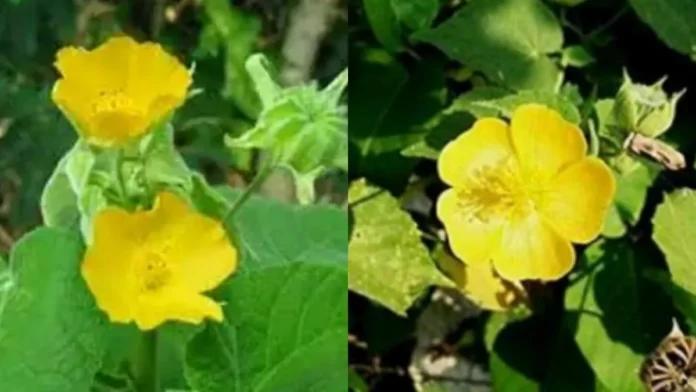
[437,104,615,281]
[82,191,237,330]
[52,35,191,146]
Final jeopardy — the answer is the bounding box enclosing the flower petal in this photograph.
[153,192,238,292]
[438,118,513,187]
[492,212,575,281]
[437,189,502,265]
[539,157,616,243]
[82,208,142,323]
[91,36,138,86]
[134,294,223,331]
[131,42,191,115]
[510,104,587,179]
[436,249,526,311]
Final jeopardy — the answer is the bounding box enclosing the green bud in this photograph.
[226,53,348,204]
[612,69,685,137]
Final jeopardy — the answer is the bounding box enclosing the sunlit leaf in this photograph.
[653,189,696,298]
[413,0,564,91]
[348,179,450,316]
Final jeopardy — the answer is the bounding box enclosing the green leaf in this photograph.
[564,239,670,392]
[0,228,111,391]
[603,159,656,238]
[413,0,564,91]
[200,0,261,119]
[391,0,439,31]
[65,140,96,194]
[482,90,582,124]
[488,312,609,391]
[561,45,595,68]
[645,270,696,333]
[629,0,696,57]
[349,47,446,156]
[400,106,476,160]
[348,179,450,316]
[40,153,80,229]
[349,368,369,392]
[653,189,696,297]
[142,124,193,192]
[548,0,586,5]
[349,46,444,191]
[363,0,403,51]
[185,263,346,392]
[185,191,347,391]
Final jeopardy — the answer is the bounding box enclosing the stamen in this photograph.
[454,156,545,223]
[92,88,140,115]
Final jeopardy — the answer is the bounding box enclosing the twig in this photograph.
[279,0,340,85]
[151,0,166,39]
[625,132,686,171]
[350,364,491,385]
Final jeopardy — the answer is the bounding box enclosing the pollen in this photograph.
[141,256,171,292]
[92,89,141,116]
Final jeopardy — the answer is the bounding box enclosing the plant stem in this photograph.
[115,149,128,204]
[134,330,159,392]
[223,158,276,222]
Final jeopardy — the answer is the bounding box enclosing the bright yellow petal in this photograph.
[492,212,575,281]
[52,79,94,135]
[438,118,513,187]
[90,36,138,87]
[510,104,587,180]
[134,293,224,331]
[81,208,142,323]
[55,46,108,91]
[437,189,502,265]
[152,192,238,292]
[436,249,526,311]
[131,42,191,118]
[539,157,616,244]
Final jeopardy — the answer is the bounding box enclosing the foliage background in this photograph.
[348,0,696,391]
[0,0,348,253]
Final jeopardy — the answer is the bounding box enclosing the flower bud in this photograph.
[226,54,347,204]
[612,69,685,137]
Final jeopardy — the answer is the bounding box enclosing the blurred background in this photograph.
[0,0,348,254]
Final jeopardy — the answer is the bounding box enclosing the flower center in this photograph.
[139,251,172,293]
[92,89,141,116]
[457,158,546,223]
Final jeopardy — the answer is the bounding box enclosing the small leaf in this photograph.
[548,0,586,5]
[363,0,403,52]
[413,0,564,91]
[391,0,439,31]
[561,45,595,68]
[349,368,369,392]
[653,189,696,298]
[348,179,450,316]
[40,154,80,229]
[142,124,193,192]
[200,0,261,118]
